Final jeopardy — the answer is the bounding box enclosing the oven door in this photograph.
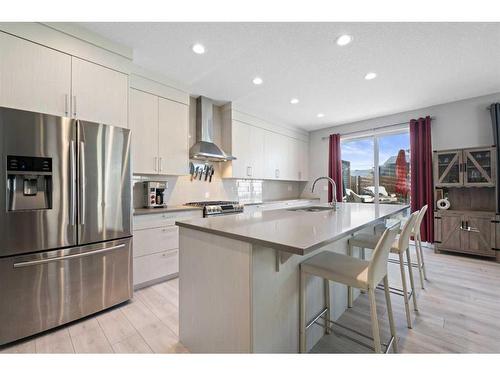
[0,237,132,345]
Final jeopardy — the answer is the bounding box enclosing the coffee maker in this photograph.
[143,181,168,208]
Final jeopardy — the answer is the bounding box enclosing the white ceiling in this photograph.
[79,22,500,131]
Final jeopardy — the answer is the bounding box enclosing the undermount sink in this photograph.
[287,206,335,212]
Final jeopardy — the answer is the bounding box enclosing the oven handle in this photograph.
[13,244,126,268]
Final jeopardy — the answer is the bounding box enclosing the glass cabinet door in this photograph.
[464,148,495,186]
[435,150,462,186]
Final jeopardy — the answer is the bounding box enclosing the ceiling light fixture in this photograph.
[290,98,299,104]
[317,113,325,118]
[364,72,377,80]
[336,34,353,46]
[192,43,205,54]
[252,77,263,85]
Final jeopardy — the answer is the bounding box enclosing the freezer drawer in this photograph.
[0,238,132,345]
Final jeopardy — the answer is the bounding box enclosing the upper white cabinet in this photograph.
[0,32,71,117]
[222,107,309,182]
[264,130,288,180]
[129,89,159,174]
[158,97,189,175]
[225,120,265,179]
[71,57,128,128]
[129,88,189,175]
[0,32,129,128]
[298,139,309,181]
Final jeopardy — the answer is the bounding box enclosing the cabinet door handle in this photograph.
[64,94,69,116]
[247,166,252,177]
[72,95,77,117]
[275,169,280,178]
[159,157,163,172]
[154,157,158,172]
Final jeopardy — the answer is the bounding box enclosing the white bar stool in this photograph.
[347,211,419,328]
[377,206,429,289]
[409,205,429,285]
[299,225,400,354]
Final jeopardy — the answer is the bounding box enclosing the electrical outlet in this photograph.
[204,191,210,199]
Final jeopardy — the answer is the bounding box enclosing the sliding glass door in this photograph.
[341,128,410,205]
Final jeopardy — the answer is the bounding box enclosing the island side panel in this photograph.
[179,227,253,353]
[251,236,360,353]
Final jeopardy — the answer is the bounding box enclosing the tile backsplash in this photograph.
[133,166,305,208]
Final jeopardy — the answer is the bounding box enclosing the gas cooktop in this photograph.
[185,201,244,217]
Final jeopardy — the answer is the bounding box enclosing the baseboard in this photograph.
[134,273,179,291]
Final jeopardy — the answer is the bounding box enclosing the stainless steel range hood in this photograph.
[189,96,235,162]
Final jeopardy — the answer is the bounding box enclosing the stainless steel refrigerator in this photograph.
[0,107,132,345]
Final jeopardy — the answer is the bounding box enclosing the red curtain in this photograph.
[328,134,343,202]
[410,116,434,242]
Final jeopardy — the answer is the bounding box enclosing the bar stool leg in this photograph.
[324,279,331,334]
[368,288,382,353]
[414,238,425,289]
[406,248,418,312]
[383,275,398,353]
[299,268,306,353]
[398,251,413,328]
[417,234,428,280]
[347,242,353,308]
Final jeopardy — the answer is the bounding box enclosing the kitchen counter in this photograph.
[176,202,408,255]
[133,205,202,215]
[177,202,409,353]
[243,198,319,206]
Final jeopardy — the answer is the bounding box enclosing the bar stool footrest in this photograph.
[312,318,395,353]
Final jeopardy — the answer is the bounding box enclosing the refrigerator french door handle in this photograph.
[79,141,86,226]
[70,141,76,226]
[13,244,126,268]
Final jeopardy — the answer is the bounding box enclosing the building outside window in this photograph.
[341,128,410,205]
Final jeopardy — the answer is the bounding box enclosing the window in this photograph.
[341,128,410,205]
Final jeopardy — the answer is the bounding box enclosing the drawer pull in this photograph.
[14,244,126,268]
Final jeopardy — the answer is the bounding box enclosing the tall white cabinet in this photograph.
[129,88,189,175]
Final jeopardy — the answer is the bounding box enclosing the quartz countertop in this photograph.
[133,205,202,216]
[176,202,409,255]
[243,198,319,206]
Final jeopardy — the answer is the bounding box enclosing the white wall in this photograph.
[304,92,500,202]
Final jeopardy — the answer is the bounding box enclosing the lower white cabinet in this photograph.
[134,249,179,286]
[132,210,202,288]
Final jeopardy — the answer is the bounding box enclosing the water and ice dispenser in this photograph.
[6,155,53,211]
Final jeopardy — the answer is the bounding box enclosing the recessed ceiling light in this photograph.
[317,113,325,118]
[336,34,353,46]
[192,43,205,54]
[364,72,377,80]
[290,98,299,104]
[252,77,263,85]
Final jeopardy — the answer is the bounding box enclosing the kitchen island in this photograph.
[176,202,408,353]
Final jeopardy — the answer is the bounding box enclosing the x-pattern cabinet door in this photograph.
[434,150,463,187]
[463,147,496,187]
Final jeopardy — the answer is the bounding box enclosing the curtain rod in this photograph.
[321,116,435,140]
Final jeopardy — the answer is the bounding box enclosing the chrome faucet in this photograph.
[311,176,337,210]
